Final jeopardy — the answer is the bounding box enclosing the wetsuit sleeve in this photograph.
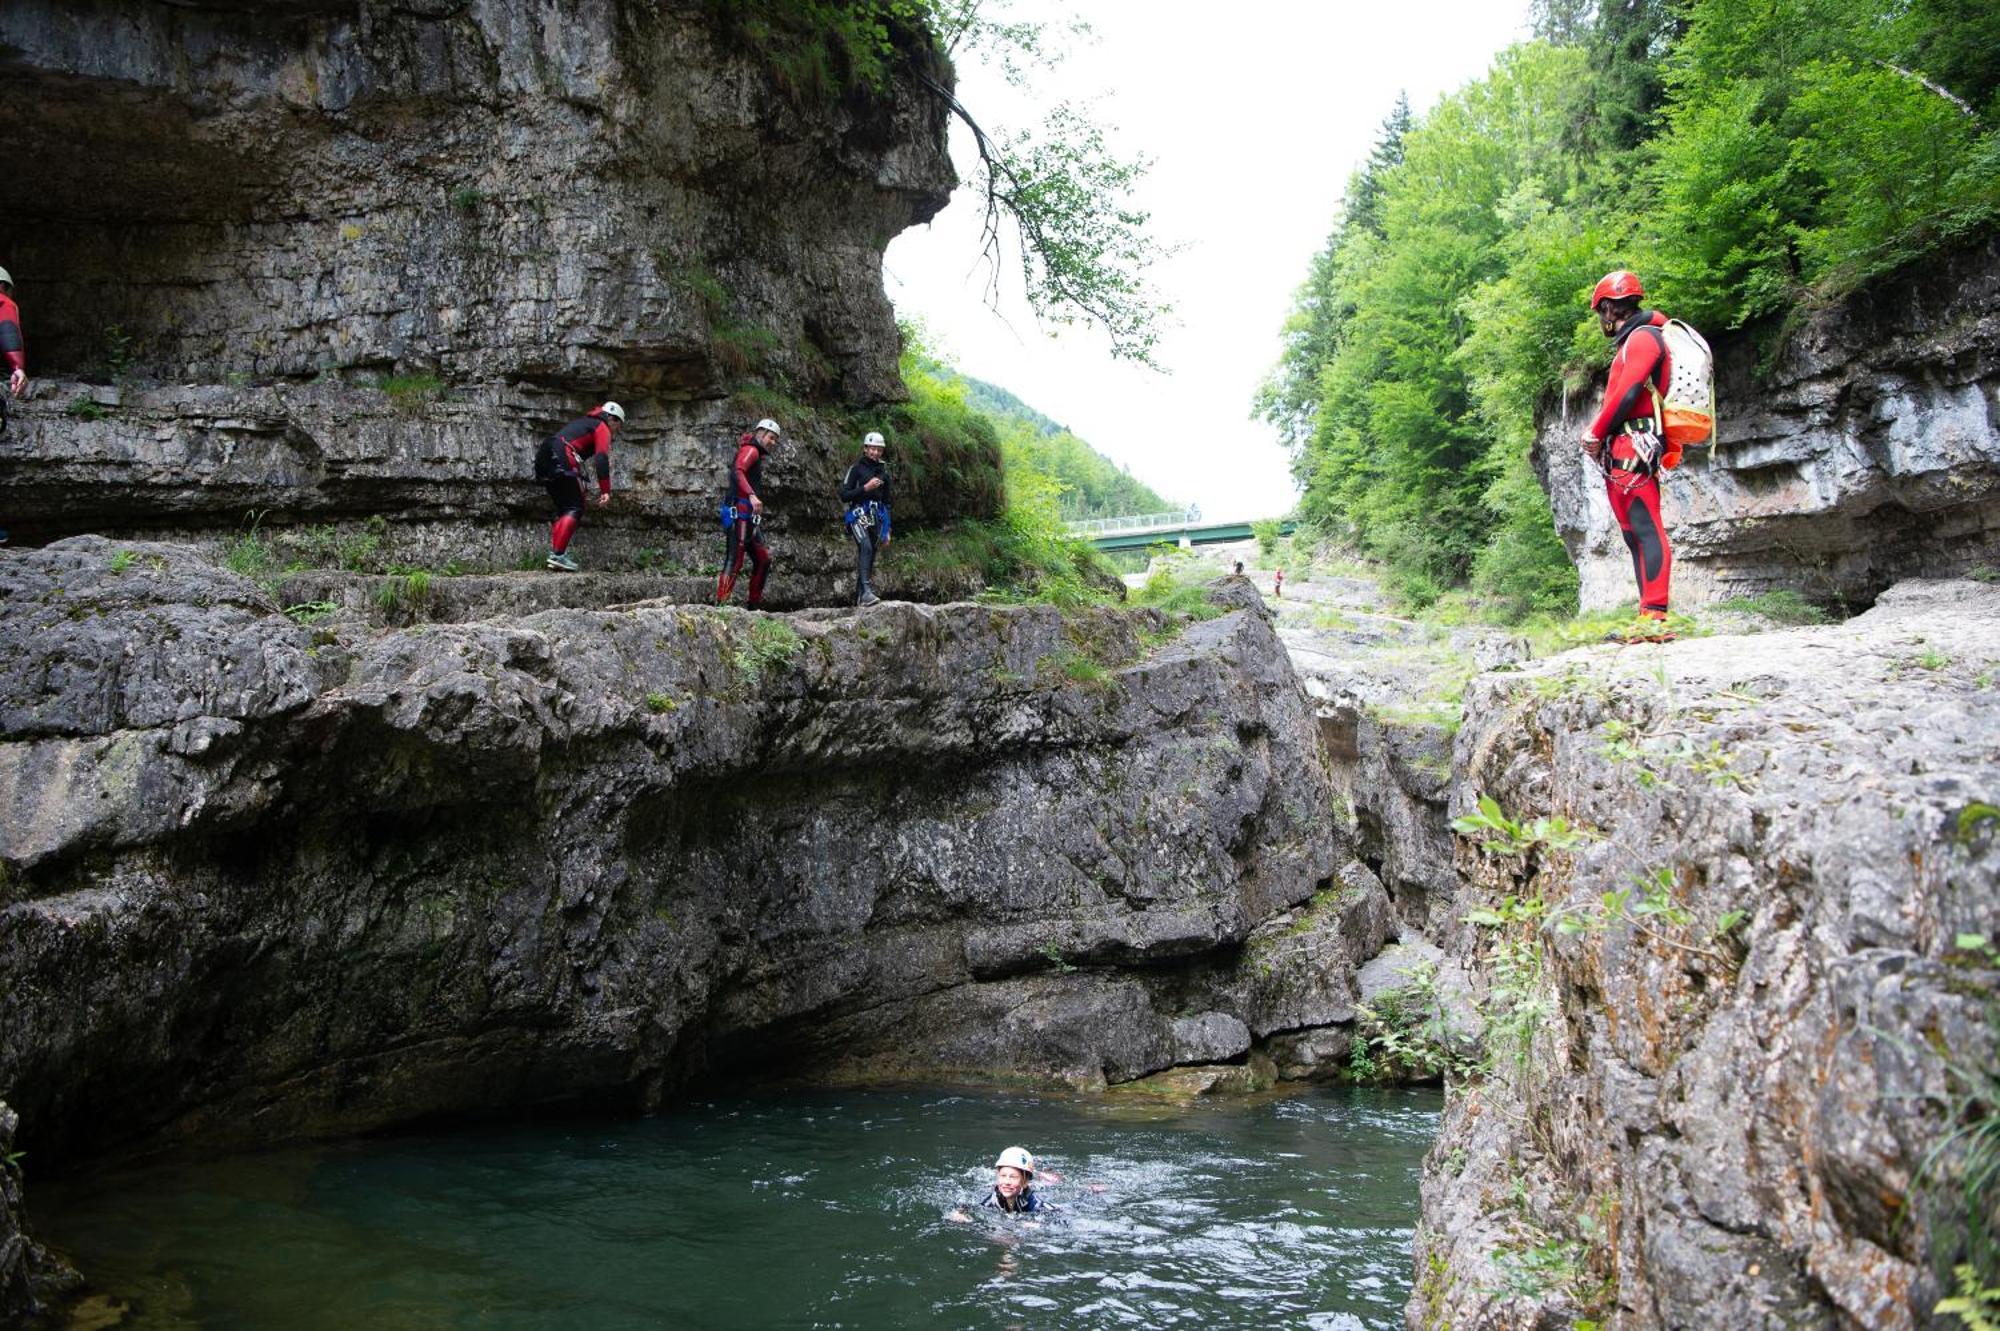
[592,421,612,495]
[839,464,866,505]
[1588,327,1665,441]
[0,309,22,373]
[734,443,760,500]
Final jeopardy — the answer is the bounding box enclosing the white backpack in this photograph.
[1647,318,1716,450]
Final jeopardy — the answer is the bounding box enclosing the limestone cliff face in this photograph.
[0,541,1378,1175]
[0,1,983,571]
[1408,582,2000,1330]
[1538,238,2000,610]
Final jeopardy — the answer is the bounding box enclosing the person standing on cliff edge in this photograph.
[0,266,26,545]
[535,401,622,572]
[839,430,892,607]
[1580,269,1676,643]
[717,417,778,608]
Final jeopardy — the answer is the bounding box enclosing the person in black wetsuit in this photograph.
[838,430,892,607]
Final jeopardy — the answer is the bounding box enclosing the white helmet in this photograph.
[863,431,886,449]
[0,266,11,289]
[994,1146,1035,1176]
[600,401,625,422]
[755,418,781,436]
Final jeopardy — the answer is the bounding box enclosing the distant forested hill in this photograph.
[915,356,1174,519]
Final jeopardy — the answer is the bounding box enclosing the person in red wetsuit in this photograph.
[1579,269,1675,640]
[0,266,23,544]
[717,417,780,608]
[534,401,623,571]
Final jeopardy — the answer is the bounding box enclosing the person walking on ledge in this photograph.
[718,417,779,608]
[839,430,892,607]
[535,401,622,572]
[1579,269,1677,642]
[0,265,26,545]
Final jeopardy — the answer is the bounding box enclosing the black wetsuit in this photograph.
[838,455,892,604]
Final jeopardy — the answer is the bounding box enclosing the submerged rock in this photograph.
[1410,577,2000,1330]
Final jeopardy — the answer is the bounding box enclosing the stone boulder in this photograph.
[0,537,1362,1170]
[1410,578,2000,1330]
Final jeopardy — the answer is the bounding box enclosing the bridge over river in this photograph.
[1067,511,1295,551]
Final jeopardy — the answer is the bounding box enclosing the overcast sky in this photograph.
[884,0,1533,521]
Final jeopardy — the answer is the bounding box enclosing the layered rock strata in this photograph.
[1539,237,2000,610]
[1410,580,2000,1329]
[0,1,983,569]
[0,539,1381,1173]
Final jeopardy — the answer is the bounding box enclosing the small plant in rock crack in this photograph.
[1937,1264,2000,1330]
[283,600,339,626]
[1452,794,1595,858]
[108,549,137,574]
[1036,941,1078,974]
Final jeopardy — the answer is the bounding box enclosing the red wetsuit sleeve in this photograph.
[0,299,23,373]
[592,420,612,495]
[1588,324,1666,441]
[733,443,760,501]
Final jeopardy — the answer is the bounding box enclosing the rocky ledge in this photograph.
[0,539,1398,1186]
[1410,579,2000,1329]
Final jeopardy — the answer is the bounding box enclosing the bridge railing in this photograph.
[1066,511,1197,538]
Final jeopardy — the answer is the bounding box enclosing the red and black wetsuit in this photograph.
[0,293,23,382]
[0,291,23,431]
[1587,309,1673,616]
[533,410,615,555]
[717,431,771,607]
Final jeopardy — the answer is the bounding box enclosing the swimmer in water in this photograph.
[948,1146,1052,1221]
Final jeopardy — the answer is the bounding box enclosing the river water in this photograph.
[36,1085,1441,1330]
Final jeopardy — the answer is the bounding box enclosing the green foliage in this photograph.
[732,617,803,685]
[702,0,930,102]
[65,395,107,421]
[1128,563,1224,621]
[380,373,443,412]
[108,549,136,574]
[449,186,486,211]
[283,600,339,626]
[1268,0,2000,617]
[1938,1264,2000,1331]
[287,522,383,573]
[645,692,679,715]
[1453,793,1595,858]
[1713,589,1833,625]
[1251,519,1283,559]
[912,352,1171,517]
[103,324,134,381]
[375,568,433,613]
[1036,940,1078,974]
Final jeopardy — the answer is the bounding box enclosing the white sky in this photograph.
[884,0,1533,521]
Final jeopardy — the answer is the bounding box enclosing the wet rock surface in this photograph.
[1538,236,2000,611]
[0,540,1382,1169]
[0,1102,79,1329]
[1409,578,2000,1330]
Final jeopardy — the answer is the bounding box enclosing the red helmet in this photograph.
[1591,270,1644,309]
